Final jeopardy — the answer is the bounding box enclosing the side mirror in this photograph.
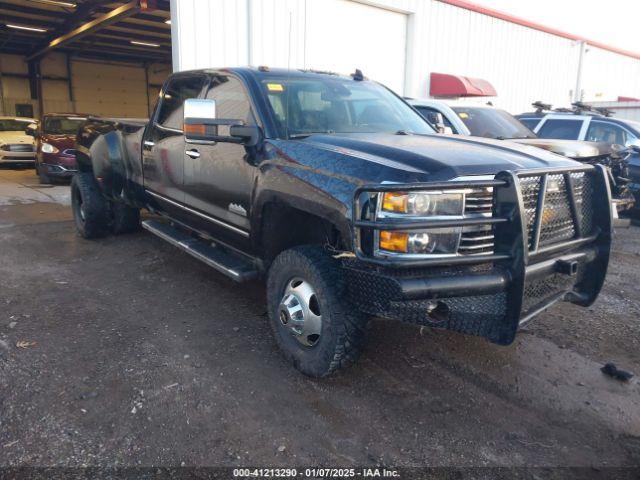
[424,111,446,134]
[626,138,640,153]
[433,113,448,134]
[25,123,38,137]
[183,98,261,146]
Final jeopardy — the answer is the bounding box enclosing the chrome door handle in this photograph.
[185,149,200,159]
[143,140,155,148]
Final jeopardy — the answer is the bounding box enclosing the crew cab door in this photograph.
[142,73,207,204]
[182,74,257,248]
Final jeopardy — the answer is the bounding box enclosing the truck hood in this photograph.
[509,138,613,160]
[294,133,578,180]
[0,131,34,146]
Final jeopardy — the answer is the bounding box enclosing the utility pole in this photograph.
[574,40,587,103]
[0,55,5,115]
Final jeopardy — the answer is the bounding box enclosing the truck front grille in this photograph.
[520,171,596,252]
[459,186,494,255]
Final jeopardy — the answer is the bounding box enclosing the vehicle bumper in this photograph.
[0,151,36,164]
[628,182,640,208]
[628,155,640,208]
[349,165,612,345]
[40,162,77,178]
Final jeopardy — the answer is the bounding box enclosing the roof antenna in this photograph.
[351,69,364,81]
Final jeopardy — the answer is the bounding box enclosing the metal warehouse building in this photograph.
[170,0,640,114]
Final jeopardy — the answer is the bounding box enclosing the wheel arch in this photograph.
[254,195,353,268]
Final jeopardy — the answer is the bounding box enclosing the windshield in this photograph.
[43,116,86,135]
[623,119,640,136]
[451,107,536,139]
[0,119,32,132]
[262,77,434,139]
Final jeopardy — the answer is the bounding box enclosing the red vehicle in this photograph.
[26,113,87,183]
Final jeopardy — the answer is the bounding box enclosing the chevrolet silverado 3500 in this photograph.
[73,68,612,377]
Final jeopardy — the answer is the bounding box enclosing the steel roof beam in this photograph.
[27,0,156,61]
[0,1,67,19]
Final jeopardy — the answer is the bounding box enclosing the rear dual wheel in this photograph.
[71,172,140,239]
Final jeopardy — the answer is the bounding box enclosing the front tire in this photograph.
[267,245,368,377]
[71,172,110,239]
[36,162,51,184]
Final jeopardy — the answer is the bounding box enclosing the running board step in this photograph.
[142,220,258,282]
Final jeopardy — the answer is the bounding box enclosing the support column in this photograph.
[0,56,5,115]
[66,54,75,112]
[144,62,151,116]
[28,60,44,118]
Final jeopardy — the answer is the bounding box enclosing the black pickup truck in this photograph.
[74,67,612,377]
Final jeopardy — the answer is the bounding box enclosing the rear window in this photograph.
[0,119,32,131]
[451,107,535,139]
[537,119,583,140]
[518,118,541,130]
[43,116,87,135]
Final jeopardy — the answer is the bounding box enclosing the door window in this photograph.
[156,75,207,131]
[537,119,583,140]
[205,75,254,125]
[586,121,635,145]
[414,106,456,132]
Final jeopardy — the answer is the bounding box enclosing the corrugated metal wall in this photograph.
[0,52,171,118]
[582,46,640,102]
[589,101,640,122]
[171,0,640,114]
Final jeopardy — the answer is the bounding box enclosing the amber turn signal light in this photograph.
[382,192,408,213]
[379,230,408,252]
[184,123,206,136]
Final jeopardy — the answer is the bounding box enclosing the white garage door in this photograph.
[304,0,407,94]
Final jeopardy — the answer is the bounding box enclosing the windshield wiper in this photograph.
[495,135,537,140]
[395,130,413,135]
[288,130,335,139]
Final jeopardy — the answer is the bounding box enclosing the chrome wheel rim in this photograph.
[278,277,322,347]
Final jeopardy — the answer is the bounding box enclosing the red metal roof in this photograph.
[437,0,640,61]
[429,72,497,98]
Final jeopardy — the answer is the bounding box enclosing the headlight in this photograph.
[377,190,464,255]
[379,228,461,254]
[41,142,59,154]
[381,191,463,216]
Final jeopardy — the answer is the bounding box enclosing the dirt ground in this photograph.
[1,167,639,473]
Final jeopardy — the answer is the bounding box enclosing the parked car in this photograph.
[409,99,635,213]
[25,113,85,183]
[73,68,612,377]
[0,116,37,166]
[516,103,640,209]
